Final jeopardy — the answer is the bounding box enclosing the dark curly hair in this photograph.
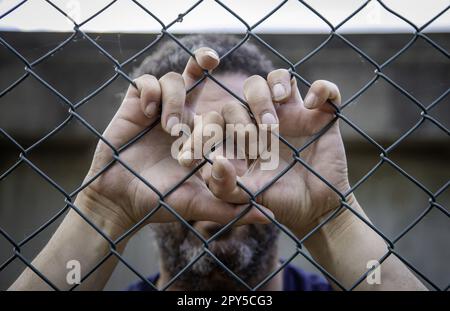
[132,34,274,79]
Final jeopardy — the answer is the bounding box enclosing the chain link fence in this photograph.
[0,0,449,291]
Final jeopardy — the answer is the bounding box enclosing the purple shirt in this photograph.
[127,263,332,291]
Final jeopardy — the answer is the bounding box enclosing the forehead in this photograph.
[194,72,248,115]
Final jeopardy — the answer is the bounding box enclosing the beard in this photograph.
[151,221,279,290]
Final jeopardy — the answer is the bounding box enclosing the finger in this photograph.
[221,101,259,159]
[243,75,278,126]
[182,47,220,90]
[182,48,220,126]
[303,80,341,113]
[267,69,292,103]
[159,72,186,133]
[103,74,161,149]
[275,77,310,135]
[208,155,250,204]
[189,189,274,226]
[178,111,224,167]
[233,204,275,226]
[133,74,162,119]
[277,78,340,136]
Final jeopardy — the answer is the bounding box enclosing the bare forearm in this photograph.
[9,192,128,291]
[303,196,427,291]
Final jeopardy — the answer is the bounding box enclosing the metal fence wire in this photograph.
[0,0,449,291]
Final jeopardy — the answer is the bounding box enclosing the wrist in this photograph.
[302,194,365,255]
[297,195,426,290]
[74,187,133,240]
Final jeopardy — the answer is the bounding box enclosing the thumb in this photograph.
[207,155,250,204]
[188,187,274,226]
[90,74,161,171]
[101,74,161,151]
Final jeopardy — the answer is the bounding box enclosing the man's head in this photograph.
[133,34,280,290]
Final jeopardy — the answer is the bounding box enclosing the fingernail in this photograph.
[166,116,179,131]
[261,112,277,125]
[178,150,192,166]
[205,50,219,61]
[212,155,226,180]
[212,166,224,181]
[144,103,157,118]
[272,83,285,101]
[304,93,317,109]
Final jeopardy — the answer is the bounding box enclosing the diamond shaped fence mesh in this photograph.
[0,0,449,291]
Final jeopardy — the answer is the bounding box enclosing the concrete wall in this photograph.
[0,32,449,290]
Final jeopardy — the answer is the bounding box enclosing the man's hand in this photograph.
[9,48,273,291]
[178,70,425,290]
[183,69,349,237]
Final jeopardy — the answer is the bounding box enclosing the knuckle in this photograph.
[160,71,183,83]
[134,73,150,82]
[221,101,234,116]
[330,81,340,93]
[267,68,289,83]
[221,101,243,118]
[248,94,271,108]
[244,75,265,89]
[143,77,160,93]
[164,97,183,109]
[132,74,144,82]
[312,80,340,100]
[141,73,158,83]
[311,80,328,94]
[204,110,224,125]
[133,74,157,88]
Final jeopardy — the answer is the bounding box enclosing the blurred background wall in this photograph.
[0,32,449,290]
